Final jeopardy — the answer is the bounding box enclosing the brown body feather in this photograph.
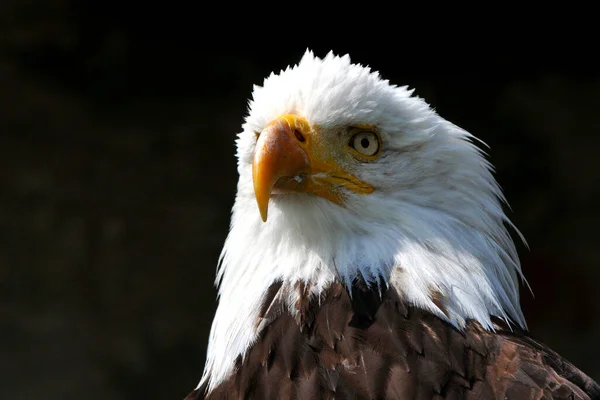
[187,280,600,400]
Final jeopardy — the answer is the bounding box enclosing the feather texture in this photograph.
[188,281,600,400]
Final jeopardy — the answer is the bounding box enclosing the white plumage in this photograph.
[199,50,527,392]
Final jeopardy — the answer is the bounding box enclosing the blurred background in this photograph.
[1,3,599,399]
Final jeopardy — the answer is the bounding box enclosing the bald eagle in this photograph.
[186,51,600,399]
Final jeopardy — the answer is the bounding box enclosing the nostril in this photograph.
[294,129,306,143]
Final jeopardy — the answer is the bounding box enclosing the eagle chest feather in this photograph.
[188,281,599,400]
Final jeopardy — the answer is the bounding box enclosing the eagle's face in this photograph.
[251,114,379,222]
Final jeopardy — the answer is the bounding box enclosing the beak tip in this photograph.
[255,190,269,222]
[253,183,269,222]
[259,206,268,222]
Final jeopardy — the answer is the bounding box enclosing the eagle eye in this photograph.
[349,131,381,158]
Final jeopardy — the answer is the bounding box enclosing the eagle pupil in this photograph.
[361,137,370,148]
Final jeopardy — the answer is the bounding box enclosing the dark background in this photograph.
[1,3,599,399]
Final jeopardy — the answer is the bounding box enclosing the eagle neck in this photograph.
[199,192,526,392]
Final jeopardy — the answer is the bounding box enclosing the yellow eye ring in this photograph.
[348,130,382,160]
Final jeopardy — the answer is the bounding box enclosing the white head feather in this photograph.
[199,50,528,391]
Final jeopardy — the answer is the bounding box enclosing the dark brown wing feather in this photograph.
[187,280,600,400]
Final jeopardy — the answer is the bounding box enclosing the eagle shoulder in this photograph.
[188,280,600,400]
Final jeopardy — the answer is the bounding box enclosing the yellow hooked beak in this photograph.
[252,114,374,222]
